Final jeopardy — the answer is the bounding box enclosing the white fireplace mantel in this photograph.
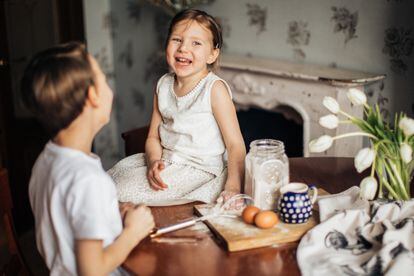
[218,55,385,157]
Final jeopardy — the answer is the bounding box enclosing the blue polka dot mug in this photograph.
[278,183,318,224]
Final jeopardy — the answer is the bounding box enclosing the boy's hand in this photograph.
[124,205,155,242]
[147,160,168,191]
[119,202,135,221]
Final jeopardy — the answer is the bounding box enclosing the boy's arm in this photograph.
[75,205,154,276]
[211,81,246,193]
[75,229,138,276]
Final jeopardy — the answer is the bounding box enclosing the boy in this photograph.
[22,42,154,275]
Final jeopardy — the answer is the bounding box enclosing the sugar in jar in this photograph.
[244,139,289,210]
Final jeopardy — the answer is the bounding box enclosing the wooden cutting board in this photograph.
[193,189,328,252]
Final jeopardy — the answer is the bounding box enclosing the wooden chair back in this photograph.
[121,126,149,156]
[0,168,31,276]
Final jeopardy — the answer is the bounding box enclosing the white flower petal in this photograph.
[319,114,339,129]
[354,147,375,173]
[399,117,414,137]
[322,96,340,114]
[400,143,412,163]
[309,135,333,153]
[347,88,367,106]
[359,176,378,200]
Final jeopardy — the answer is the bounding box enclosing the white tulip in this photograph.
[319,114,339,129]
[309,135,333,153]
[400,143,413,163]
[323,96,340,114]
[354,147,376,173]
[399,117,414,137]
[359,176,378,201]
[347,88,367,106]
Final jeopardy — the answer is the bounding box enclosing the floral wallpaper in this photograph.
[383,27,413,74]
[83,0,122,169]
[287,20,310,60]
[330,6,358,44]
[246,3,267,34]
[83,0,414,167]
[127,0,141,23]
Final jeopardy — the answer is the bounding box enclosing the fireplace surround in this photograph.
[218,55,385,157]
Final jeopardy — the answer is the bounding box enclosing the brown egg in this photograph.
[242,205,261,224]
[254,210,279,229]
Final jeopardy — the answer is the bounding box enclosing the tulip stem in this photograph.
[376,157,384,198]
[382,159,410,200]
[389,162,410,200]
[333,132,378,141]
[370,150,377,178]
[380,175,401,200]
[339,110,356,120]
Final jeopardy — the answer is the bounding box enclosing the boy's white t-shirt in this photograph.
[29,141,123,276]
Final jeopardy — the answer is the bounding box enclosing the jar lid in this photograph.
[249,139,285,154]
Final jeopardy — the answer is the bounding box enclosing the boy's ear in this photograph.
[207,48,220,65]
[86,85,100,108]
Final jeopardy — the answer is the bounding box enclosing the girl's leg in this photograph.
[108,154,226,205]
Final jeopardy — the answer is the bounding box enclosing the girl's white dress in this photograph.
[108,72,232,205]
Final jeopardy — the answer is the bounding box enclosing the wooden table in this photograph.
[123,157,367,275]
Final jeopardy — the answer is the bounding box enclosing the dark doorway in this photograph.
[0,0,85,234]
[237,107,303,157]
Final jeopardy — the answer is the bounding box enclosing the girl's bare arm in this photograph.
[145,92,168,189]
[211,81,246,193]
[145,93,163,165]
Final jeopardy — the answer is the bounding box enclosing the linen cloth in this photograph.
[297,187,414,276]
[108,72,231,205]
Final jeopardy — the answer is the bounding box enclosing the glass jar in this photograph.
[244,139,289,210]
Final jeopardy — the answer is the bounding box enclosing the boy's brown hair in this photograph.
[21,42,94,136]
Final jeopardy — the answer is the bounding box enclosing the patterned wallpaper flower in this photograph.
[378,94,390,119]
[131,87,146,111]
[127,0,141,23]
[246,3,267,34]
[94,46,115,79]
[331,6,358,44]
[382,27,413,74]
[365,81,390,119]
[118,40,134,69]
[376,82,390,119]
[287,20,310,60]
[145,51,168,82]
[102,12,119,38]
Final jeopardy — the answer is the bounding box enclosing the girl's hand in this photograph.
[119,202,135,221]
[147,160,168,191]
[217,188,244,210]
[124,205,155,242]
